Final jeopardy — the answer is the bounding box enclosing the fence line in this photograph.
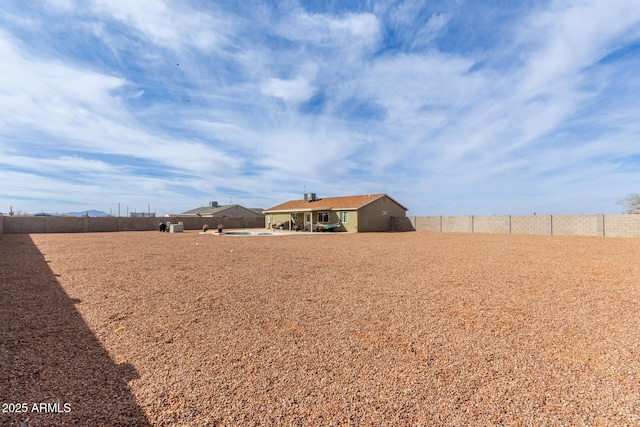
[0,216,264,234]
[4,214,640,237]
[391,214,640,237]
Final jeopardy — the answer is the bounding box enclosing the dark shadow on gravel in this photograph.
[0,234,151,426]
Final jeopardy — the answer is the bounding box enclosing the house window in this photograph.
[292,213,298,220]
[381,210,388,216]
[339,211,348,223]
[318,212,329,223]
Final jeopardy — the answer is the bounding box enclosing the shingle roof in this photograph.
[181,204,263,216]
[264,194,407,212]
[181,205,232,215]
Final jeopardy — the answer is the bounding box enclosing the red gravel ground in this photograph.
[1,230,639,426]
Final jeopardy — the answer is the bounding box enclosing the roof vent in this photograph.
[304,193,317,202]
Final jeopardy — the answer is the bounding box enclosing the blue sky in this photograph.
[1,0,640,216]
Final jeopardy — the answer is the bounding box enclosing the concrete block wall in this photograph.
[473,216,510,234]
[88,217,119,232]
[4,214,640,237]
[4,217,47,233]
[164,217,202,230]
[415,216,442,232]
[0,215,264,234]
[118,217,158,231]
[510,215,552,235]
[397,214,640,237]
[603,214,640,237]
[551,215,601,236]
[442,216,473,233]
[390,216,416,231]
[50,217,85,233]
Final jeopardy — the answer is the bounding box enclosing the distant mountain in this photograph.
[62,210,109,217]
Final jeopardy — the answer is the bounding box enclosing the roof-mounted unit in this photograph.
[304,193,317,202]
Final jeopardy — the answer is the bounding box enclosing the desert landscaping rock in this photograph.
[1,231,639,425]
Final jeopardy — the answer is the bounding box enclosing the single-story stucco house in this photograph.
[263,193,408,232]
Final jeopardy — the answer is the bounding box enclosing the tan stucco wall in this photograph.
[316,210,341,230]
[357,196,406,232]
[266,211,353,231]
[313,210,351,232]
[264,196,406,232]
[304,211,349,231]
[266,213,304,229]
[336,210,357,232]
[266,213,289,227]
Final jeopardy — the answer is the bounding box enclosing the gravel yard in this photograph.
[1,230,639,426]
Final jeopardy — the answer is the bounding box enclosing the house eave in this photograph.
[264,193,408,213]
[264,207,362,213]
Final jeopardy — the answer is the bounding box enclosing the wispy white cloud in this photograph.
[276,9,380,49]
[0,31,125,124]
[261,76,316,105]
[1,0,640,215]
[88,0,225,51]
[44,0,75,12]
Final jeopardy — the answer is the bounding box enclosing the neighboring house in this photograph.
[264,193,408,232]
[246,208,265,216]
[181,202,264,218]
